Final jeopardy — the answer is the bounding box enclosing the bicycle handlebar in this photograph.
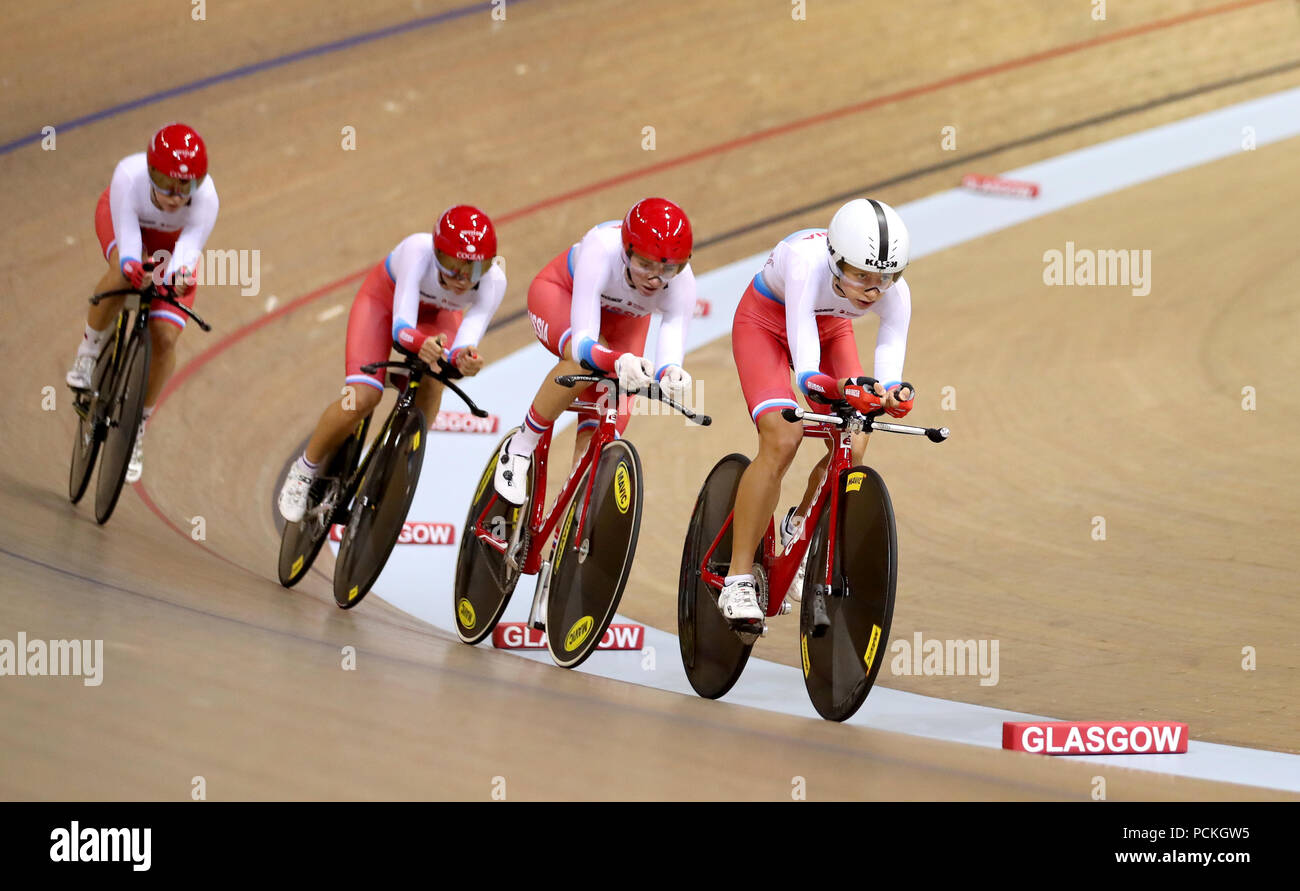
[361,353,489,418]
[781,406,948,443]
[554,373,712,426]
[88,262,212,332]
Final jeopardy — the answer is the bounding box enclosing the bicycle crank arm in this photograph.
[504,507,528,571]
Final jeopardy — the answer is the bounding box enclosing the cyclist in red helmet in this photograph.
[493,197,698,504]
[278,205,506,523]
[64,122,218,484]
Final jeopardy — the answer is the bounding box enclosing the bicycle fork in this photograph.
[529,561,551,631]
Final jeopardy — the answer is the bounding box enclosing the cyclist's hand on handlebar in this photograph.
[121,259,147,290]
[841,376,884,414]
[883,382,914,418]
[659,364,692,400]
[615,352,654,392]
[418,333,448,370]
[454,347,484,376]
[171,265,197,297]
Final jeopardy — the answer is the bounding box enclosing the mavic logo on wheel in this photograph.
[290,555,304,577]
[846,472,866,493]
[863,623,882,670]
[555,502,576,568]
[411,430,420,451]
[565,616,594,652]
[614,462,631,513]
[348,585,360,602]
[457,598,477,630]
[800,635,810,678]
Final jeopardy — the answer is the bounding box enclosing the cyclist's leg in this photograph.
[508,253,587,460]
[566,310,649,472]
[794,319,869,516]
[142,283,195,410]
[89,249,129,328]
[74,191,130,376]
[727,287,803,577]
[302,263,393,466]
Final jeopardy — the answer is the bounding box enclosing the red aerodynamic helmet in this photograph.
[622,197,692,265]
[147,123,208,181]
[435,205,497,261]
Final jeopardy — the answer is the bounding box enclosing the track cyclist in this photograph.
[278,205,505,522]
[64,123,218,484]
[492,197,698,504]
[719,198,916,622]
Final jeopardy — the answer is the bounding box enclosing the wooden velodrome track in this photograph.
[2,0,1297,799]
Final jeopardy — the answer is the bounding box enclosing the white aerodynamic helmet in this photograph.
[826,198,910,279]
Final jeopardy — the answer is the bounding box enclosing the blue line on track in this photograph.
[0,0,534,156]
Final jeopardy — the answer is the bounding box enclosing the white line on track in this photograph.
[316,303,344,323]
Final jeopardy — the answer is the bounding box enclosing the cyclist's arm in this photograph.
[569,234,619,374]
[786,257,838,401]
[391,241,431,353]
[651,268,694,380]
[869,277,912,389]
[169,183,218,280]
[447,260,506,365]
[109,161,144,273]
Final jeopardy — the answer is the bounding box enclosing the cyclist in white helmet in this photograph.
[718,198,916,622]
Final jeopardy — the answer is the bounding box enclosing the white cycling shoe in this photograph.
[781,507,807,603]
[493,436,531,506]
[717,578,764,622]
[125,421,146,484]
[278,463,315,523]
[66,353,96,390]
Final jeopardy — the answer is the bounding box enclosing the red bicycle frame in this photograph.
[470,388,629,576]
[698,418,859,618]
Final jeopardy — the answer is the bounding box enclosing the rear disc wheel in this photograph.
[677,453,758,699]
[452,428,533,644]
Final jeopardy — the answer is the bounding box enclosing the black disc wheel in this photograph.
[332,408,426,608]
[799,465,898,722]
[68,340,116,504]
[677,453,760,699]
[277,418,369,588]
[93,327,149,525]
[452,428,534,644]
[545,439,643,669]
